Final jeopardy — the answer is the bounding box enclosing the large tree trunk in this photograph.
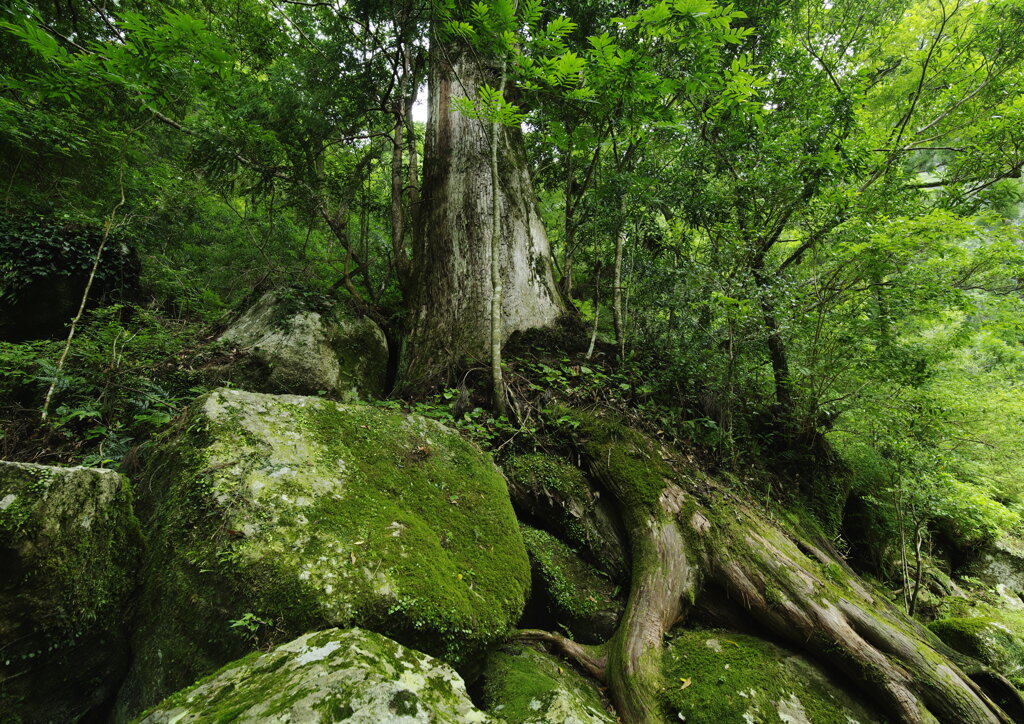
[400,50,564,391]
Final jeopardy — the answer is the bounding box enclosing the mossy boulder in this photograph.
[118,388,530,716]
[214,289,388,400]
[930,615,1024,688]
[520,525,622,644]
[503,453,628,582]
[481,643,614,723]
[0,461,142,722]
[136,627,496,723]
[661,629,881,724]
[963,535,1024,598]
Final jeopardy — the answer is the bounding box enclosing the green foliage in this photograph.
[0,304,205,465]
[0,215,138,304]
[375,391,521,448]
[1,0,1023,627]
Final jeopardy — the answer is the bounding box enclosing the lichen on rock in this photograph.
[117,388,530,717]
[214,289,389,400]
[135,627,496,723]
[0,461,142,722]
[481,643,615,724]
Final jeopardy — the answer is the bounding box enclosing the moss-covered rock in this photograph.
[117,388,530,717]
[930,615,1024,688]
[520,525,622,644]
[481,643,614,723]
[963,534,1024,598]
[0,461,142,722]
[661,629,882,724]
[503,453,628,582]
[135,627,496,723]
[215,289,389,400]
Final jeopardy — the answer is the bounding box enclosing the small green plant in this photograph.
[0,303,206,465]
[228,612,270,641]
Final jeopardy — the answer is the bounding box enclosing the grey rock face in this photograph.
[216,290,389,400]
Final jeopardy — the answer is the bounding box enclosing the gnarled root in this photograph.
[694,505,1021,724]
[520,412,1024,724]
[514,629,607,682]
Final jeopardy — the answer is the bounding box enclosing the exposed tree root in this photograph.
[515,412,1024,724]
[696,505,1018,724]
[515,629,607,681]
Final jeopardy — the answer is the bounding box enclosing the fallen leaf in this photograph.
[679,677,692,690]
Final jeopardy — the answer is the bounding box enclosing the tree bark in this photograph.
[400,49,564,391]
[613,212,626,360]
[390,81,410,291]
[490,69,507,416]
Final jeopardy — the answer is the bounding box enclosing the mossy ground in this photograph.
[661,629,882,724]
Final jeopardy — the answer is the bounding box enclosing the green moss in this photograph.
[289,398,530,661]
[388,689,419,716]
[519,525,622,642]
[122,389,530,715]
[503,453,589,501]
[521,526,608,618]
[929,616,1024,686]
[661,630,882,724]
[500,451,628,582]
[481,643,612,723]
[0,470,48,535]
[0,461,142,721]
[0,462,141,635]
[564,408,675,518]
[135,628,492,723]
[503,453,592,547]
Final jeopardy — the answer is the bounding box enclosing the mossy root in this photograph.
[516,412,1024,724]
